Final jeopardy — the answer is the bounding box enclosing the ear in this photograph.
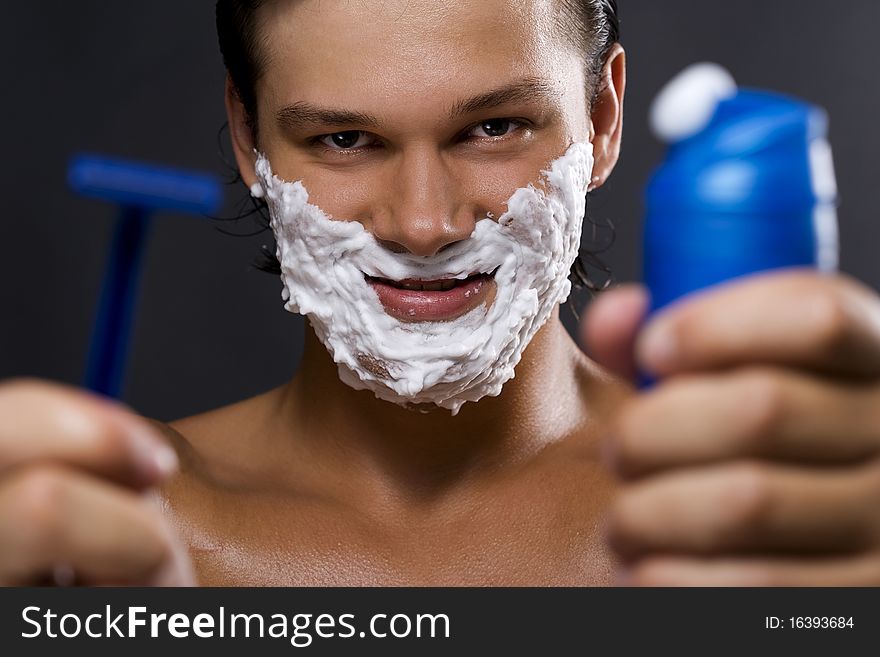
[588,44,626,190]
[225,75,259,189]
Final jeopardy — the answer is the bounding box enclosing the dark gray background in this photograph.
[2,1,877,421]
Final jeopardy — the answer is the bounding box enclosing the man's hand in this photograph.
[0,380,195,586]
[582,270,880,585]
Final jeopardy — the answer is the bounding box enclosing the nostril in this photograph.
[373,226,471,258]
[375,238,411,255]
[369,200,479,257]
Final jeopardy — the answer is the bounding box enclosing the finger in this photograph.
[612,368,880,477]
[635,271,880,378]
[624,553,880,586]
[580,284,650,380]
[608,461,880,560]
[0,465,195,586]
[0,379,177,488]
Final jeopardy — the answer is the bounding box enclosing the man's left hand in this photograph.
[582,270,880,585]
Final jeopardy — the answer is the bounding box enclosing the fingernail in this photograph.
[129,426,179,480]
[153,443,180,478]
[638,318,678,375]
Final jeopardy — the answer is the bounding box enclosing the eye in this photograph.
[469,119,521,139]
[318,130,375,151]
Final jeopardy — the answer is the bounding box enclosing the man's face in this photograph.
[248,0,593,255]
[234,0,609,411]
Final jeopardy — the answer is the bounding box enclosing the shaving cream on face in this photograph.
[251,142,594,415]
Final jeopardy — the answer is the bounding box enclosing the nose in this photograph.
[370,146,477,257]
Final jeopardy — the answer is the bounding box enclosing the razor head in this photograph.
[68,154,223,215]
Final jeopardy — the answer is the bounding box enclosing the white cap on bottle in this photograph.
[650,62,737,143]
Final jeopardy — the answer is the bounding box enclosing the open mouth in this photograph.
[365,272,495,322]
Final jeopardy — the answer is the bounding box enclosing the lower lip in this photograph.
[367,274,493,322]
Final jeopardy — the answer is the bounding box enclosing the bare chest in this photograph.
[165,460,616,586]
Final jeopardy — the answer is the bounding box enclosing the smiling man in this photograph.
[2,0,880,587]
[160,0,628,584]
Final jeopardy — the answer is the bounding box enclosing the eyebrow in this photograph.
[447,78,559,118]
[274,78,559,131]
[275,103,382,131]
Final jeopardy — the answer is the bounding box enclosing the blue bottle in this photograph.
[643,63,839,316]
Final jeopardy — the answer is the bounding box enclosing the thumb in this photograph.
[579,284,650,381]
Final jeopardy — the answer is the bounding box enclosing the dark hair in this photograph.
[215,0,620,295]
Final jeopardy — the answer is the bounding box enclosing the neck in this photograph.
[275,309,601,500]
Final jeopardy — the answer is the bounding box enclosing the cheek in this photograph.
[261,137,573,221]
[303,161,543,222]
[257,149,375,219]
[462,158,546,217]
[463,139,576,214]
[297,171,376,219]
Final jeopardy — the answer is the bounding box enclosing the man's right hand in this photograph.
[0,379,195,586]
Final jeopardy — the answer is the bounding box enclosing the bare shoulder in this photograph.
[148,386,289,486]
[169,388,281,450]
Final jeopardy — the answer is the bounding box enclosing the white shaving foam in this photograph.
[251,142,593,414]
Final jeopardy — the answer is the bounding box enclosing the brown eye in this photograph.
[320,131,372,150]
[482,120,510,136]
[470,119,520,139]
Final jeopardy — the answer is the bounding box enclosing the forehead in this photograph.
[256,0,580,106]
